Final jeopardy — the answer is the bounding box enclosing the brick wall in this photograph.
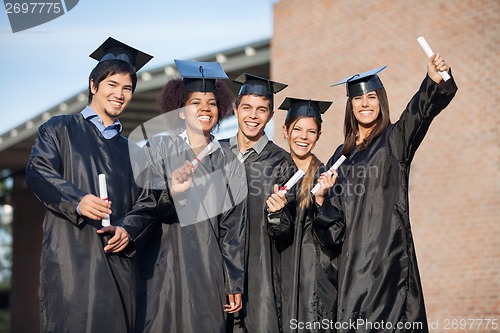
[272,0,499,331]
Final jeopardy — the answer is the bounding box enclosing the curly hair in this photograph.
[157,78,234,133]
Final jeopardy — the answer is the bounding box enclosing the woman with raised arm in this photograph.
[327,54,457,332]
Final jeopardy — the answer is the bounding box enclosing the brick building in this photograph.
[271,0,499,331]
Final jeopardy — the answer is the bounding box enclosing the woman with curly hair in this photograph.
[122,60,248,333]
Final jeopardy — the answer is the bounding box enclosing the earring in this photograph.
[179,113,185,120]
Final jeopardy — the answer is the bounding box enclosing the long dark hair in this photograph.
[88,60,137,104]
[341,87,390,155]
[284,116,322,210]
[157,78,234,133]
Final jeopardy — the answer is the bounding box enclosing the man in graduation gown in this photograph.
[25,37,153,333]
[221,74,296,333]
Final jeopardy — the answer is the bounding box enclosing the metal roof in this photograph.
[0,39,270,173]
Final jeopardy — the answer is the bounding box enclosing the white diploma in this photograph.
[311,155,347,195]
[417,36,451,82]
[98,174,110,227]
[279,169,305,194]
[191,142,215,168]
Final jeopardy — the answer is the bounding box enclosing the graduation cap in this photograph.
[174,59,228,93]
[233,73,288,102]
[89,37,153,72]
[331,66,387,98]
[279,97,332,123]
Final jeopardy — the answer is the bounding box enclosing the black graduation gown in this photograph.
[25,114,141,333]
[279,162,345,333]
[124,135,247,333]
[220,139,296,333]
[327,75,457,333]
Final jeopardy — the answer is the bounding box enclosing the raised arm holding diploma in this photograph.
[417,36,451,81]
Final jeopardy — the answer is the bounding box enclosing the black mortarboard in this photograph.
[233,73,288,102]
[279,97,332,123]
[331,66,387,98]
[89,37,153,72]
[174,59,228,93]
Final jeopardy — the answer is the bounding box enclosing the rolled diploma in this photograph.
[311,155,347,195]
[98,174,110,227]
[279,169,305,194]
[191,142,214,168]
[417,36,451,81]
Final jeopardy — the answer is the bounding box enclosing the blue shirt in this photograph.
[81,106,122,139]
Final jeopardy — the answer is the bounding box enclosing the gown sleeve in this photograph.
[117,139,176,242]
[312,193,345,248]
[389,72,458,163]
[218,156,248,294]
[267,156,297,240]
[26,119,87,226]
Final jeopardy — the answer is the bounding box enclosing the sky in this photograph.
[0,1,275,135]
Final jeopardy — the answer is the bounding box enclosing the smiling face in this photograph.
[283,117,321,160]
[89,72,133,125]
[234,94,273,143]
[351,91,381,130]
[182,91,219,136]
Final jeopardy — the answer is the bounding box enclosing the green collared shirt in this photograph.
[228,133,270,162]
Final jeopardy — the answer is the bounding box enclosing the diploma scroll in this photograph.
[98,174,110,227]
[417,36,451,82]
[279,169,305,194]
[267,168,305,225]
[311,155,347,195]
[191,142,215,168]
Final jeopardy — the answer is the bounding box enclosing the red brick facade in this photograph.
[272,0,499,331]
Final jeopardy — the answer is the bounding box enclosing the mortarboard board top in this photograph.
[279,97,332,122]
[331,66,387,98]
[174,59,228,93]
[233,73,288,101]
[89,37,153,72]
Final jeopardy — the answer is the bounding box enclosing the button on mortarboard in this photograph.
[174,59,228,93]
[331,66,387,98]
[89,37,153,72]
[278,97,332,123]
[233,73,288,102]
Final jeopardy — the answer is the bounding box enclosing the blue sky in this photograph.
[0,1,274,135]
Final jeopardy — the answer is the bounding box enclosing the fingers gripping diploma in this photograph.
[314,170,338,206]
[224,294,242,313]
[96,226,130,253]
[170,160,195,196]
[79,194,112,221]
[266,184,287,214]
[428,53,450,84]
